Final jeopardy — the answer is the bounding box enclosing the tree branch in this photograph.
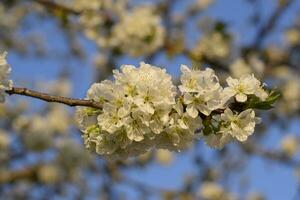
[34,0,80,15]
[242,143,300,167]
[0,164,41,184]
[6,87,102,109]
[252,0,294,49]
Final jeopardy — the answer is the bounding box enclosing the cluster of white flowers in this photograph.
[0,3,27,51]
[77,62,177,159]
[280,135,299,157]
[76,63,270,159]
[195,0,215,10]
[0,52,13,103]
[37,164,61,184]
[197,181,236,200]
[272,67,300,114]
[64,1,165,56]
[110,7,165,56]
[191,32,231,61]
[281,79,300,113]
[179,65,225,117]
[203,109,260,148]
[223,74,268,103]
[155,149,174,165]
[13,105,71,151]
[285,28,300,46]
[61,0,126,48]
[38,78,72,97]
[229,57,265,78]
[0,130,10,150]
[56,138,90,170]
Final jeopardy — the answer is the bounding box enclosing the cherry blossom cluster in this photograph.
[110,6,165,56]
[64,0,165,56]
[0,52,12,103]
[76,62,270,159]
[0,52,273,159]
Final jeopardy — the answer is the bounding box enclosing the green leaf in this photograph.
[246,90,281,110]
[214,22,226,33]
[202,117,213,136]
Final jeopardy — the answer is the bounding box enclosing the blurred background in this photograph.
[1,0,300,199]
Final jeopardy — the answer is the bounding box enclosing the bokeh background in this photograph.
[1,0,300,199]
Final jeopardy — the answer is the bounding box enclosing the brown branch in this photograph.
[0,164,41,184]
[34,0,80,15]
[6,87,102,109]
[242,143,300,166]
[252,0,294,49]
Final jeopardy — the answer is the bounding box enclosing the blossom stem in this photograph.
[253,0,294,49]
[0,164,42,183]
[6,87,102,109]
[35,0,80,14]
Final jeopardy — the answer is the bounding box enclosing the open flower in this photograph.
[111,7,165,56]
[76,62,176,158]
[179,65,225,117]
[75,62,269,159]
[219,109,260,142]
[0,52,13,103]
[155,101,203,151]
[202,131,233,149]
[223,74,268,102]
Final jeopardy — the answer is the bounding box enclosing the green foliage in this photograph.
[246,90,281,110]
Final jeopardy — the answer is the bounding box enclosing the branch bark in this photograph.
[35,0,80,14]
[0,164,41,184]
[6,87,102,109]
[252,0,294,49]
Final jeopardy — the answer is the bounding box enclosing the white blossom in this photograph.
[281,78,300,113]
[191,32,231,61]
[198,181,236,200]
[63,0,126,48]
[229,58,252,78]
[71,0,105,11]
[285,28,300,46]
[280,135,299,156]
[75,63,267,158]
[15,115,53,151]
[223,74,268,102]
[0,130,10,150]
[196,0,215,10]
[47,105,70,134]
[39,78,72,96]
[76,62,177,159]
[246,192,265,200]
[37,164,61,184]
[229,57,265,78]
[219,109,259,142]
[155,149,173,165]
[155,101,203,151]
[0,52,13,103]
[110,7,165,56]
[179,65,225,117]
[56,139,90,169]
[202,131,232,149]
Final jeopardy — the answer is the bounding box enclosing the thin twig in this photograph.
[0,164,42,184]
[35,0,80,14]
[252,0,294,49]
[242,143,300,166]
[6,87,102,109]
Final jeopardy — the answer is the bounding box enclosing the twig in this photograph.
[242,143,300,166]
[0,164,41,184]
[252,0,294,49]
[35,0,80,15]
[6,87,102,109]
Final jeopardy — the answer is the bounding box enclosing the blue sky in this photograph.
[6,0,300,199]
